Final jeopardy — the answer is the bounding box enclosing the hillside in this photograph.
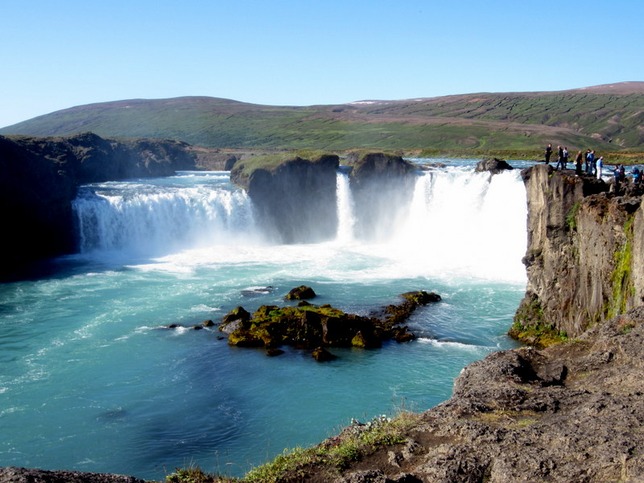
[1,82,643,153]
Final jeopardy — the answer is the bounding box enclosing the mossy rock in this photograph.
[285,285,317,300]
[219,289,441,355]
[312,346,337,362]
[401,290,441,305]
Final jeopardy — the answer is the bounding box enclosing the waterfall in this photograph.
[388,167,527,281]
[72,166,527,282]
[335,171,356,243]
[72,172,257,256]
[329,166,527,282]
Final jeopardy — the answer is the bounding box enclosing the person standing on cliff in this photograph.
[586,150,595,175]
[562,146,569,169]
[555,145,564,170]
[575,150,584,175]
[596,156,604,179]
[544,144,552,164]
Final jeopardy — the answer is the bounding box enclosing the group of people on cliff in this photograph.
[543,143,641,186]
[544,144,605,179]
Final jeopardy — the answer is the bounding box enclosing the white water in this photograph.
[73,172,259,257]
[0,160,530,479]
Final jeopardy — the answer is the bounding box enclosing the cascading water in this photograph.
[73,172,258,257]
[388,166,527,282]
[0,160,530,480]
[335,170,357,243]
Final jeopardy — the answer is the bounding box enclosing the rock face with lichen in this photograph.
[511,164,644,345]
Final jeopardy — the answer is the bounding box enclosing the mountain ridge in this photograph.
[2,82,643,152]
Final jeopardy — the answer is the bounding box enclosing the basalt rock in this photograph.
[285,285,317,300]
[261,308,643,482]
[0,467,148,483]
[230,153,340,243]
[475,157,514,174]
[512,164,644,343]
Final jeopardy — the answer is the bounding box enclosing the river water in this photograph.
[0,159,530,480]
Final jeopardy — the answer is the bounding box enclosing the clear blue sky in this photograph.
[1,0,643,128]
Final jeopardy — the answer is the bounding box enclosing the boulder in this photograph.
[312,346,337,362]
[475,157,514,174]
[285,285,317,300]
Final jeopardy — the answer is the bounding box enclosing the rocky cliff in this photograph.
[230,153,340,243]
[0,133,196,280]
[512,164,644,344]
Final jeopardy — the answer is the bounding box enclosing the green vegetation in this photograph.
[509,321,569,348]
[475,409,542,430]
[509,295,568,348]
[3,86,643,155]
[607,215,635,319]
[162,412,423,483]
[230,150,334,181]
[566,201,581,231]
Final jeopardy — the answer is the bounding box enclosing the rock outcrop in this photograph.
[0,466,149,483]
[0,133,196,280]
[218,290,442,357]
[475,157,514,174]
[230,153,340,243]
[512,164,644,343]
[314,308,643,483]
[349,153,417,240]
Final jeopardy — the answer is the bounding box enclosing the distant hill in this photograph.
[2,82,643,153]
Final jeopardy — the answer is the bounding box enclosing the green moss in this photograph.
[509,295,568,348]
[607,215,635,319]
[231,150,337,181]
[509,321,568,348]
[566,201,581,231]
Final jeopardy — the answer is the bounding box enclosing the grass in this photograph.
[163,412,423,483]
[475,409,542,430]
[229,150,337,182]
[3,90,643,154]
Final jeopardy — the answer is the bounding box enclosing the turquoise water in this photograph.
[0,160,529,480]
